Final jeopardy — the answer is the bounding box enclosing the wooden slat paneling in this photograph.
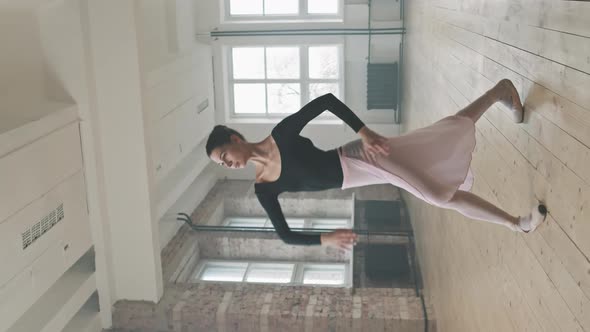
[403,0,590,331]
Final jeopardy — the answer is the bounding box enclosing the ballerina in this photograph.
[207,80,547,250]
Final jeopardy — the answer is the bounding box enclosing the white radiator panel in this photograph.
[0,171,90,289]
[0,122,83,224]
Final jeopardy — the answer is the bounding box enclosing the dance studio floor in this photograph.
[401,0,590,331]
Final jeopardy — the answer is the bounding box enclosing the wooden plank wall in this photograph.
[401,0,590,331]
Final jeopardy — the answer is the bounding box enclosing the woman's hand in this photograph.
[321,229,358,250]
[358,126,390,162]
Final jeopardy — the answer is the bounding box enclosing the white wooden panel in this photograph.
[5,250,96,332]
[152,95,214,183]
[0,171,89,288]
[152,102,214,183]
[165,0,195,53]
[0,267,33,332]
[146,65,198,123]
[62,309,101,332]
[156,140,210,220]
[0,229,91,332]
[178,97,205,160]
[153,145,178,182]
[40,274,96,332]
[152,97,197,182]
[31,239,67,299]
[193,98,214,144]
[0,103,77,158]
[0,242,64,331]
[153,97,194,156]
[145,49,195,88]
[62,293,102,332]
[187,42,215,161]
[151,110,179,163]
[193,41,214,101]
[62,197,93,270]
[0,122,83,224]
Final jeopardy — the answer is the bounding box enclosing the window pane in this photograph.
[267,84,300,113]
[309,46,339,78]
[302,264,345,285]
[230,0,263,15]
[227,218,267,227]
[200,263,248,282]
[310,218,349,229]
[265,0,298,15]
[307,0,338,14]
[246,263,294,283]
[266,47,300,79]
[309,83,339,100]
[232,47,265,79]
[234,84,266,114]
[286,218,305,229]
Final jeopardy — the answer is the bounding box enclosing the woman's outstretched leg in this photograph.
[442,190,519,230]
[441,190,546,232]
[455,79,524,123]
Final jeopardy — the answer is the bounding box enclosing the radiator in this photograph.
[366,62,398,110]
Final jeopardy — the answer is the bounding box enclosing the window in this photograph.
[223,217,267,228]
[224,216,350,229]
[224,0,342,21]
[246,263,294,283]
[228,45,343,117]
[308,218,349,229]
[302,264,346,285]
[199,262,248,282]
[194,260,348,286]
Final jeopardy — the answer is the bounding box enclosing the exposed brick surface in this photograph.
[110,284,434,332]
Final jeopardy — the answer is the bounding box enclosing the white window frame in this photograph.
[223,216,351,230]
[227,43,345,118]
[193,259,350,287]
[221,0,344,23]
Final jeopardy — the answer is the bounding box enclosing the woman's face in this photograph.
[209,135,249,169]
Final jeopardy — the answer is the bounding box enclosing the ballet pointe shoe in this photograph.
[497,79,524,123]
[514,203,548,233]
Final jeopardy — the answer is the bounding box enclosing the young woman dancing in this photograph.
[206,79,547,250]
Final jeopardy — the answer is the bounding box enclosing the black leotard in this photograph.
[254,93,365,245]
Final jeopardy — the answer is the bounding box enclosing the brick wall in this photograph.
[112,283,435,332]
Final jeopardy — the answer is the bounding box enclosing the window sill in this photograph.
[220,18,344,24]
[225,117,343,126]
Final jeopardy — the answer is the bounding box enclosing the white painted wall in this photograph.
[138,0,172,71]
[0,6,58,131]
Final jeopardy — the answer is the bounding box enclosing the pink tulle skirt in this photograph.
[337,115,475,207]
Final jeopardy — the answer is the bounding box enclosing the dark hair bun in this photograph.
[206,125,246,157]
